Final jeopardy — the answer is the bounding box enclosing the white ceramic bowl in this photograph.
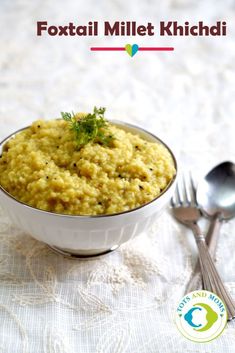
[0,121,177,258]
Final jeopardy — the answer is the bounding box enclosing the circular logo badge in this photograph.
[175,290,227,342]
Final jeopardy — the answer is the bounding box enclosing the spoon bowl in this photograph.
[197,161,235,221]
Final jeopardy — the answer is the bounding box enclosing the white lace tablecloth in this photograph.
[1,0,235,352]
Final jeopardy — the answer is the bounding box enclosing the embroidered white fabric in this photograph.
[0,0,235,352]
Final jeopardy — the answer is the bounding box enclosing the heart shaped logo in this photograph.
[125,44,139,57]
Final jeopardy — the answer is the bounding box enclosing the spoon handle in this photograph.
[185,216,222,293]
[193,228,235,320]
[206,215,222,259]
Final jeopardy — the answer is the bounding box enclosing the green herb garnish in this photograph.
[61,107,114,149]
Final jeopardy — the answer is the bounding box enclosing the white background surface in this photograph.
[0,0,235,352]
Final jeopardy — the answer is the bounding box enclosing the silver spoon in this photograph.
[186,161,235,292]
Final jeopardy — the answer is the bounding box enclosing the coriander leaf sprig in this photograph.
[61,107,114,149]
